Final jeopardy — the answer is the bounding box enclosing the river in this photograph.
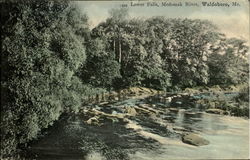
[22,93,249,160]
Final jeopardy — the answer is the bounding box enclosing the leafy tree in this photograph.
[208,36,249,85]
[92,16,172,90]
[159,18,219,88]
[1,1,88,157]
[107,8,129,64]
[81,37,121,90]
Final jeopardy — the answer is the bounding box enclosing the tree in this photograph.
[1,1,88,157]
[208,36,249,85]
[81,37,121,90]
[159,18,219,88]
[107,8,129,64]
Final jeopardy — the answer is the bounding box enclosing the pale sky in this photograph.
[75,0,249,42]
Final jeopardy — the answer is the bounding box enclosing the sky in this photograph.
[75,0,249,42]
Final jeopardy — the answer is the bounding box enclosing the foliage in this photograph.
[1,4,249,158]
[208,36,249,85]
[1,1,88,157]
[91,16,239,90]
[81,38,121,90]
[235,85,249,103]
[91,14,249,90]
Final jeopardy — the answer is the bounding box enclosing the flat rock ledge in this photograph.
[182,133,209,146]
[205,108,227,115]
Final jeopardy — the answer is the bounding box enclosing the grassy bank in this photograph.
[183,84,247,94]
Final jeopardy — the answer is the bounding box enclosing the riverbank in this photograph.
[88,85,249,118]
[7,85,249,159]
[184,84,249,118]
[20,89,249,160]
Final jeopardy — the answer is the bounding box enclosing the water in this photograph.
[23,93,249,159]
[131,113,249,159]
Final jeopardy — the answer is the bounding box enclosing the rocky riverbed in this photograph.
[22,91,249,159]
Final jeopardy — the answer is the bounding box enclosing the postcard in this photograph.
[1,0,249,159]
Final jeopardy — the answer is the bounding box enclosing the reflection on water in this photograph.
[23,94,249,160]
[131,111,249,159]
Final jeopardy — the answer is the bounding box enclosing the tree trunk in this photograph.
[118,38,121,63]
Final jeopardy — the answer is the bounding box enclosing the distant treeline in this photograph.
[0,1,249,158]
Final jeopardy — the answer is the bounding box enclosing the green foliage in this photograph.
[1,4,249,158]
[208,37,249,85]
[235,85,249,102]
[81,38,121,90]
[91,14,249,91]
[160,19,219,88]
[91,17,225,90]
[1,1,88,157]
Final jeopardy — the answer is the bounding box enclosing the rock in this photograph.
[175,101,182,104]
[169,108,179,112]
[119,87,159,96]
[125,106,137,116]
[165,97,172,102]
[112,113,125,119]
[184,88,200,94]
[184,112,196,115]
[86,116,99,125]
[205,108,226,115]
[159,96,164,100]
[208,102,216,108]
[106,116,120,123]
[181,93,189,96]
[134,105,158,117]
[87,108,126,122]
[94,105,101,110]
[99,101,109,105]
[173,126,190,132]
[138,104,158,114]
[112,111,118,115]
[182,133,209,146]
[196,99,207,104]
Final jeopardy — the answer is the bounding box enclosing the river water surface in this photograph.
[23,94,249,160]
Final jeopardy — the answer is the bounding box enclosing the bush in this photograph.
[236,85,249,102]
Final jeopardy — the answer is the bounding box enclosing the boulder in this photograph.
[205,108,226,115]
[182,133,209,146]
[125,106,137,116]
